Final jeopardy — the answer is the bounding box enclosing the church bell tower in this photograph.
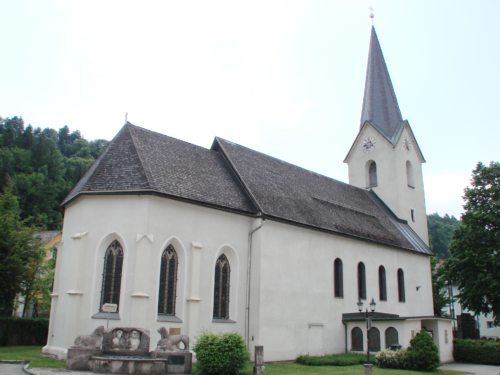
[344,26,429,244]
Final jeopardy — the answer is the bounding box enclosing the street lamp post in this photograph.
[357,298,376,374]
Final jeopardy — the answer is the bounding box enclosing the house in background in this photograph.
[43,26,453,362]
[445,285,500,340]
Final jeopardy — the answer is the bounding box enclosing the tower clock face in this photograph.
[403,137,411,151]
[362,137,376,152]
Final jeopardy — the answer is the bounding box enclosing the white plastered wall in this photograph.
[43,194,436,362]
[251,220,434,361]
[43,194,254,358]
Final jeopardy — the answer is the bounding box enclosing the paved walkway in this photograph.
[0,363,26,375]
[439,362,500,375]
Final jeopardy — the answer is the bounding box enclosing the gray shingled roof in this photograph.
[360,26,404,141]
[63,123,430,255]
[214,138,430,254]
[62,124,257,213]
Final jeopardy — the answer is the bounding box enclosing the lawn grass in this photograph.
[0,346,466,375]
[264,363,466,375]
[0,346,65,368]
[194,362,466,375]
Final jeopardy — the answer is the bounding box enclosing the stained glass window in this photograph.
[213,254,230,319]
[100,240,123,311]
[158,245,178,315]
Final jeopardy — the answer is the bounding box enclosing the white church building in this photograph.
[43,27,453,362]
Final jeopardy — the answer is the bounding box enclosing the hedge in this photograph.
[297,353,373,366]
[0,318,48,346]
[453,339,500,365]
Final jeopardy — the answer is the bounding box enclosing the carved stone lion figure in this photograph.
[156,327,189,352]
[74,326,105,348]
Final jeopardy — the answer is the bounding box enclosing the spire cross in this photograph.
[369,6,375,25]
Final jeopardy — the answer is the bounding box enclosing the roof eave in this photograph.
[62,190,260,218]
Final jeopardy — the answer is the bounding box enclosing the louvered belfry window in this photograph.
[158,245,178,315]
[100,240,123,311]
[213,254,230,319]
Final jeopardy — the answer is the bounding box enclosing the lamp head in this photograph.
[370,298,376,312]
[357,299,363,312]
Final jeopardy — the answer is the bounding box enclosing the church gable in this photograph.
[392,122,426,163]
[63,125,152,205]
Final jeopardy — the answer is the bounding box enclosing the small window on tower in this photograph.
[411,209,415,222]
[406,161,415,188]
[366,160,378,188]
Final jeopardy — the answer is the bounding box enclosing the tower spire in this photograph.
[360,26,403,140]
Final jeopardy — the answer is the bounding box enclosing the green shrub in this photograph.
[193,332,249,375]
[296,353,372,366]
[406,331,440,371]
[375,349,408,369]
[0,318,48,346]
[453,339,500,365]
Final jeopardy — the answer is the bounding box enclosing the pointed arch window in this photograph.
[213,254,230,319]
[379,266,387,301]
[367,160,378,187]
[334,258,343,298]
[406,161,415,188]
[398,268,406,302]
[158,245,178,316]
[100,240,123,311]
[358,262,366,300]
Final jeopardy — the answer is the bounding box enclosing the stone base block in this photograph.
[89,356,167,375]
[66,347,101,371]
[151,351,193,374]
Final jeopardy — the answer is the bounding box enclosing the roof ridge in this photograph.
[212,137,264,214]
[126,122,212,152]
[126,123,157,190]
[214,136,360,191]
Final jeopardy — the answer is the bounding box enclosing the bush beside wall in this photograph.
[375,349,408,369]
[0,318,48,346]
[406,330,440,371]
[453,339,500,365]
[193,332,249,375]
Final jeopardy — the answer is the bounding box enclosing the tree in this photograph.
[0,116,108,229]
[0,185,43,316]
[444,161,500,324]
[428,213,460,258]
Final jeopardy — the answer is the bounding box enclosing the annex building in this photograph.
[44,27,453,362]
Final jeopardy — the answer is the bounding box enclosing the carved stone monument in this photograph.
[66,326,105,371]
[151,327,192,374]
[67,326,192,374]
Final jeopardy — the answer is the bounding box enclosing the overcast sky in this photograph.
[1,0,499,218]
